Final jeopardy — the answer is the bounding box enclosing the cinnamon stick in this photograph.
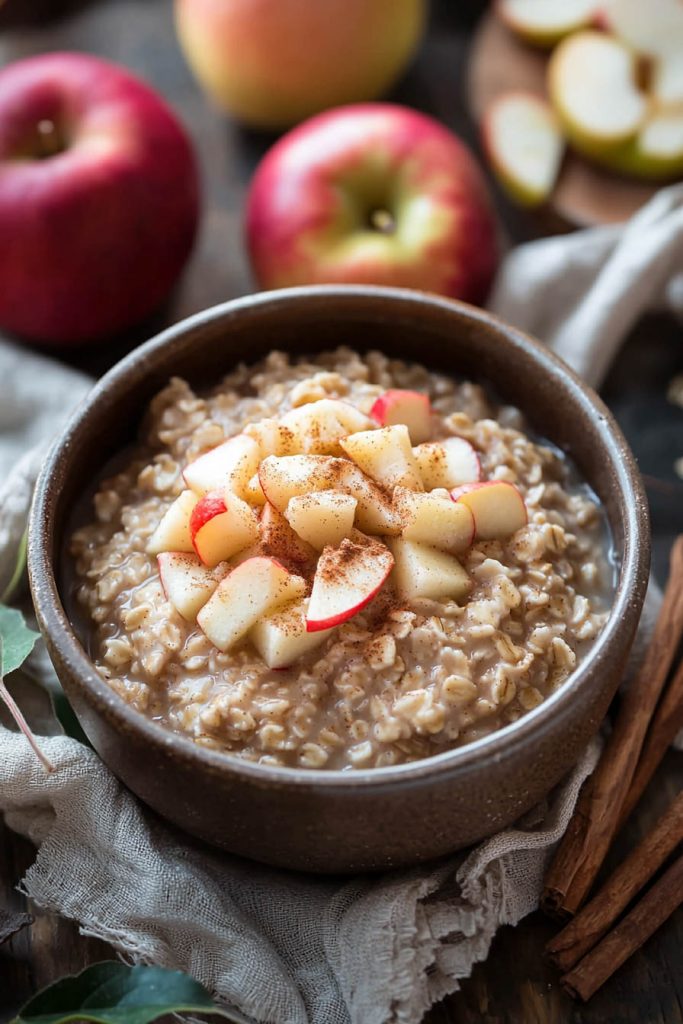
[618,657,683,827]
[542,535,683,919]
[560,852,683,1002]
[546,791,683,971]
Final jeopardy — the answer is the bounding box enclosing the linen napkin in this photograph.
[1,184,681,1024]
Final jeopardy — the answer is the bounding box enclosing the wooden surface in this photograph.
[467,12,659,229]
[1,1,682,1021]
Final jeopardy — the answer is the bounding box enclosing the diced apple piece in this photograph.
[370,389,432,444]
[244,472,266,506]
[306,534,394,632]
[340,424,423,491]
[197,556,306,652]
[146,489,197,555]
[190,490,259,567]
[157,552,221,622]
[483,92,564,207]
[280,399,375,455]
[243,417,299,458]
[413,437,481,489]
[285,491,357,551]
[451,481,528,541]
[497,0,599,46]
[260,501,316,565]
[549,32,647,154]
[603,0,683,58]
[183,434,260,499]
[394,487,475,553]
[388,537,471,603]
[250,599,333,668]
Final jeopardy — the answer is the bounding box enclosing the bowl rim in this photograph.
[29,284,650,791]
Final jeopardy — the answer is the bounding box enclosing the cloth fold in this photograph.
[1,185,681,1023]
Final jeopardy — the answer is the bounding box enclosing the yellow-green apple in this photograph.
[388,537,471,603]
[482,92,565,207]
[174,0,426,129]
[451,481,528,540]
[370,389,433,444]
[246,103,499,304]
[497,0,600,47]
[0,53,199,346]
[306,534,394,632]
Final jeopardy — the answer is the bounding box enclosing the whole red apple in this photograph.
[246,104,499,304]
[0,53,200,346]
[174,0,426,130]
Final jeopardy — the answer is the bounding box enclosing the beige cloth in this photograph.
[1,185,680,1023]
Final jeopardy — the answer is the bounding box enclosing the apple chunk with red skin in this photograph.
[146,489,197,555]
[183,434,260,498]
[340,424,423,491]
[190,489,259,567]
[250,599,334,669]
[451,481,527,541]
[413,437,481,490]
[306,535,394,632]
[0,52,199,346]
[246,103,499,305]
[388,537,471,603]
[157,552,221,622]
[394,487,475,553]
[285,491,357,551]
[197,556,306,652]
[370,389,432,444]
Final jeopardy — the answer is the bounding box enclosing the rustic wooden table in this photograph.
[1,2,682,1021]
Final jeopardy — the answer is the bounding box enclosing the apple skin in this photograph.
[0,53,199,346]
[174,0,426,130]
[246,104,499,304]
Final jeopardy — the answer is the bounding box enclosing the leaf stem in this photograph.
[0,677,54,772]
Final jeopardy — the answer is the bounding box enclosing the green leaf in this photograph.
[13,962,243,1024]
[0,604,40,677]
[1,528,28,603]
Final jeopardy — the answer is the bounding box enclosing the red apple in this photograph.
[246,103,499,304]
[370,389,432,444]
[174,0,426,130]
[0,53,199,345]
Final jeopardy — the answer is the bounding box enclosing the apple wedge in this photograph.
[244,417,299,458]
[306,534,394,632]
[250,599,333,668]
[340,424,423,491]
[497,0,600,47]
[483,92,564,207]
[413,437,481,489]
[603,0,683,58]
[549,32,647,156]
[394,487,475,553]
[653,53,683,107]
[388,537,471,603]
[157,552,221,622]
[197,556,306,652]
[284,491,357,551]
[146,489,197,555]
[280,398,374,455]
[183,434,260,498]
[451,481,527,541]
[370,389,433,444]
[260,501,316,565]
[190,489,259,567]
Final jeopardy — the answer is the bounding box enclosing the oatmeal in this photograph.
[71,348,611,770]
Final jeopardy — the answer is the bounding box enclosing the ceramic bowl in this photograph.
[28,286,650,873]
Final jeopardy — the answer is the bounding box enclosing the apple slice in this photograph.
[451,481,528,541]
[280,399,375,455]
[157,552,221,622]
[394,487,475,553]
[183,434,260,498]
[250,599,333,668]
[370,390,432,444]
[388,537,471,603]
[652,54,683,106]
[497,0,600,47]
[306,534,394,632]
[603,0,683,58]
[632,109,683,177]
[244,417,299,458]
[549,32,647,155]
[260,501,316,565]
[146,489,197,555]
[413,437,481,489]
[340,424,423,491]
[197,556,306,652]
[190,489,259,567]
[483,93,564,207]
[285,491,357,551]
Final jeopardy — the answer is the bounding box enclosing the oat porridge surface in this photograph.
[71,348,612,771]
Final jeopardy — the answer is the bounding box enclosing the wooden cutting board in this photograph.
[467,11,661,228]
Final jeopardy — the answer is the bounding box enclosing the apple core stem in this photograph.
[369,209,396,234]
[36,119,63,159]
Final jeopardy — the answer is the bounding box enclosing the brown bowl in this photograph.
[28,286,650,873]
